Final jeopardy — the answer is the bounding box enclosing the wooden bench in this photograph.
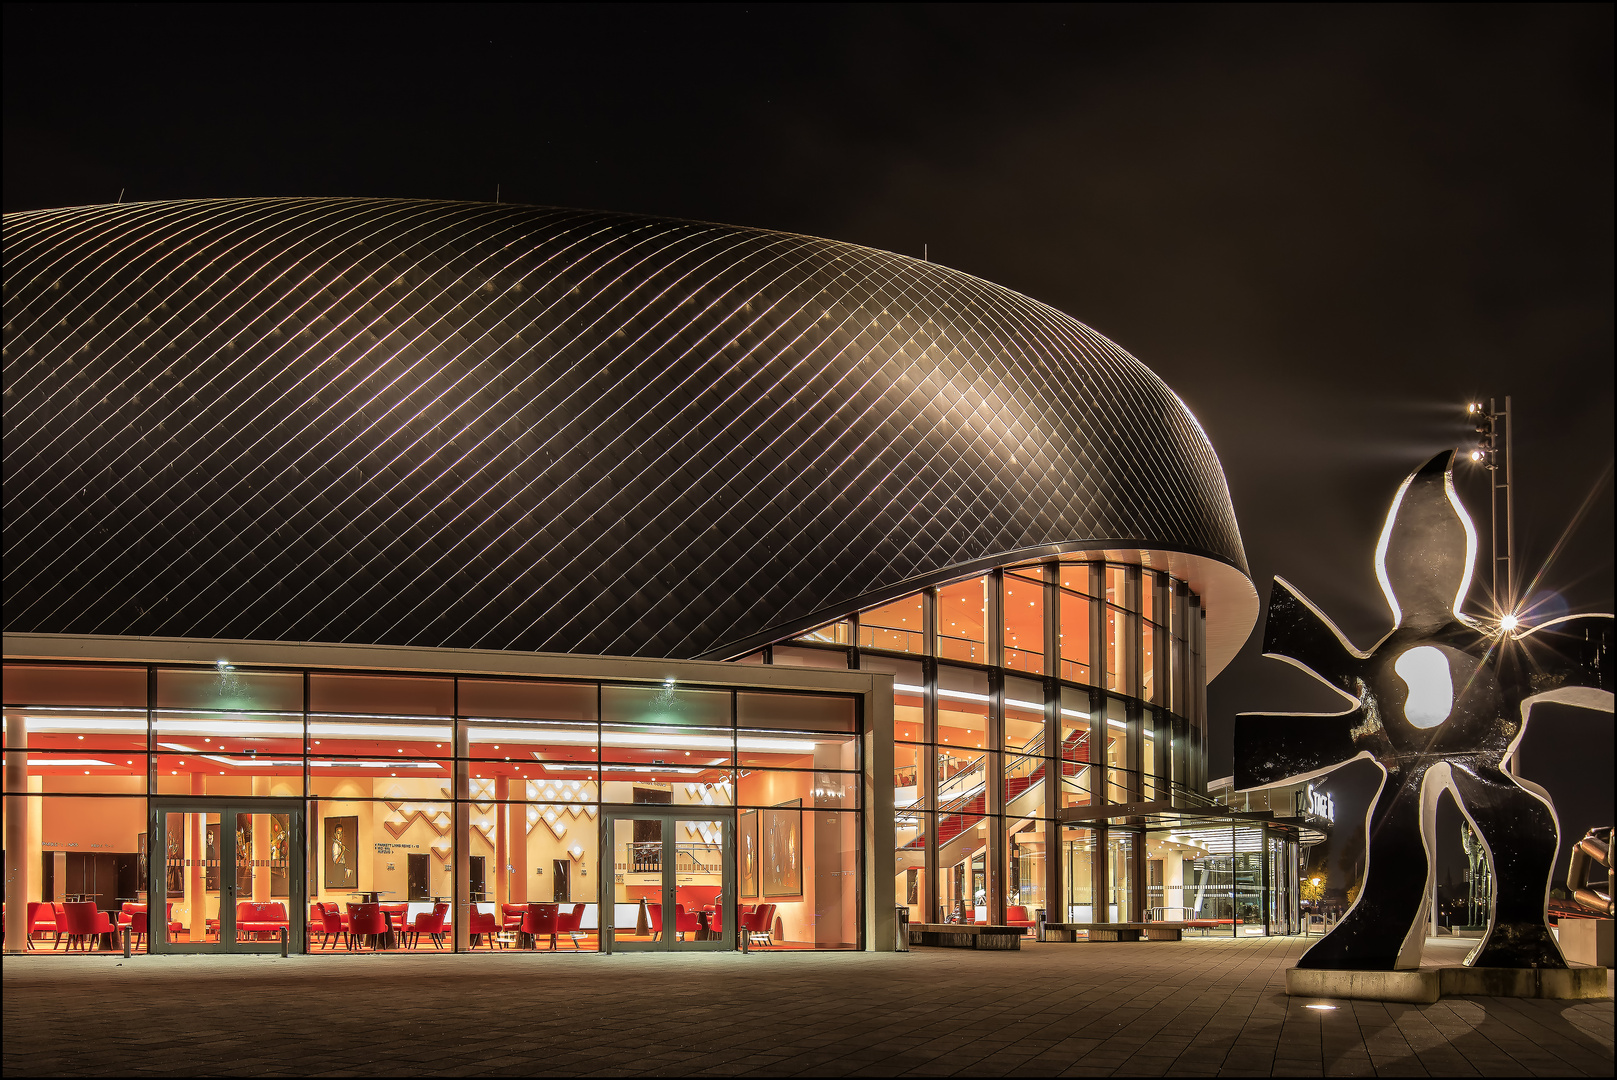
[909,923,1023,950]
[1044,922,1189,942]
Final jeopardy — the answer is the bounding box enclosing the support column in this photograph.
[495,776,510,909]
[453,721,471,951]
[189,774,206,941]
[508,781,527,904]
[4,710,29,953]
[252,777,271,901]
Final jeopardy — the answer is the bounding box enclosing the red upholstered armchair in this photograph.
[647,902,664,941]
[26,900,56,949]
[521,902,560,950]
[501,903,526,934]
[468,905,500,948]
[60,901,116,951]
[741,903,777,947]
[673,904,701,942]
[410,902,450,949]
[1006,906,1037,934]
[346,903,389,951]
[558,903,586,949]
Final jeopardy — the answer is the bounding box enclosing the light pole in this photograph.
[1467,398,1515,619]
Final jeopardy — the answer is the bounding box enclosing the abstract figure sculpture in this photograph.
[1235,451,1612,970]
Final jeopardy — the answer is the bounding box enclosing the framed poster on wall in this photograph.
[763,799,802,898]
[324,815,358,891]
[204,823,220,892]
[740,809,759,899]
[165,818,184,898]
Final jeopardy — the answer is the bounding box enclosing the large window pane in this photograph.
[466,719,599,764]
[737,729,857,770]
[1108,831,1136,921]
[862,656,924,744]
[897,810,929,923]
[737,769,857,809]
[793,620,853,647]
[1003,676,1044,754]
[1007,816,1045,923]
[893,742,925,810]
[457,678,597,722]
[860,595,924,654]
[12,708,148,753]
[743,809,859,949]
[307,717,452,760]
[1059,590,1092,685]
[1058,564,1092,595]
[1105,605,1126,692]
[155,754,304,797]
[1105,697,1131,803]
[22,753,147,794]
[1106,566,1130,610]
[1062,826,1097,923]
[770,646,850,670]
[601,685,730,728]
[936,665,988,752]
[937,577,989,664]
[938,814,989,923]
[1003,572,1044,675]
[4,664,147,707]
[1142,618,1158,704]
[600,723,734,768]
[20,796,150,949]
[1059,687,1093,808]
[309,674,453,717]
[736,692,855,733]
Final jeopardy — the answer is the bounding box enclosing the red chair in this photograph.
[410,902,451,949]
[50,903,69,949]
[1006,905,1037,935]
[673,903,701,942]
[468,906,501,948]
[742,903,777,947]
[120,902,148,948]
[647,902,664,941]
[521,902,560,950]
[60,901,116,951]
[709,905,724,936]
[27,900,55,950]
[310,904,346,949]
[501,902,526,934]
[558,903,586,950]
[346,903,389,951]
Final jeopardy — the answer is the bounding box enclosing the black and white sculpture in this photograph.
[1235,451,1612,970]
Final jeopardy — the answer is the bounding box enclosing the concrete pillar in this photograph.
[4,710,29,953]
[453,721,471,951]
[508,780,527,904]
[189,774,207,941]
[252,777,271,901]
[495,775,510,908]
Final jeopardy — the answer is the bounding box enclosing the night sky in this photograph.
[6,4,1612,887]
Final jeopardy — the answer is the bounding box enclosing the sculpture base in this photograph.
[1287,965,1608,1004]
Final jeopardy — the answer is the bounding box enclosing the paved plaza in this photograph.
[3,936,1612,1077]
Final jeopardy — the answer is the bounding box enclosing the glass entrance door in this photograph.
[151,801,305,953]
[602,808,734,952]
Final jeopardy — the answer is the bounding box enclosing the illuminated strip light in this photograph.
[540,763,707,775]
[30,758,119,767]
[308,760,444,770]
[25,716,148,733]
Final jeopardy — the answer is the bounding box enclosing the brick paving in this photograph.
[3,936,1611,1077]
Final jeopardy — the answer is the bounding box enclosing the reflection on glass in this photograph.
[896,810,929,922]
[794,620,853,646]
[1003,676,1044,754]
[1106,697,1131,803]
[1059,687,1092,808]
[1107,831,1135,921]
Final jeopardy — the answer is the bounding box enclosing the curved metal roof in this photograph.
[3,198,1252,666]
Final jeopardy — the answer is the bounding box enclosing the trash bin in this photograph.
[1034,907,1047,942]
[895,906,911,952]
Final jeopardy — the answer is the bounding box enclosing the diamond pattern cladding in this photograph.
[3,198,1248,659]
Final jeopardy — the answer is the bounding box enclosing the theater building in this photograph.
[3,197,1288,954]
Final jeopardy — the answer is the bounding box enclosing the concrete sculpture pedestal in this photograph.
[1287,964,1609,1004]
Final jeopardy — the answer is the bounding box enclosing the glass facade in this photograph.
[771,558,1238,930]
[3,664,865,953]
